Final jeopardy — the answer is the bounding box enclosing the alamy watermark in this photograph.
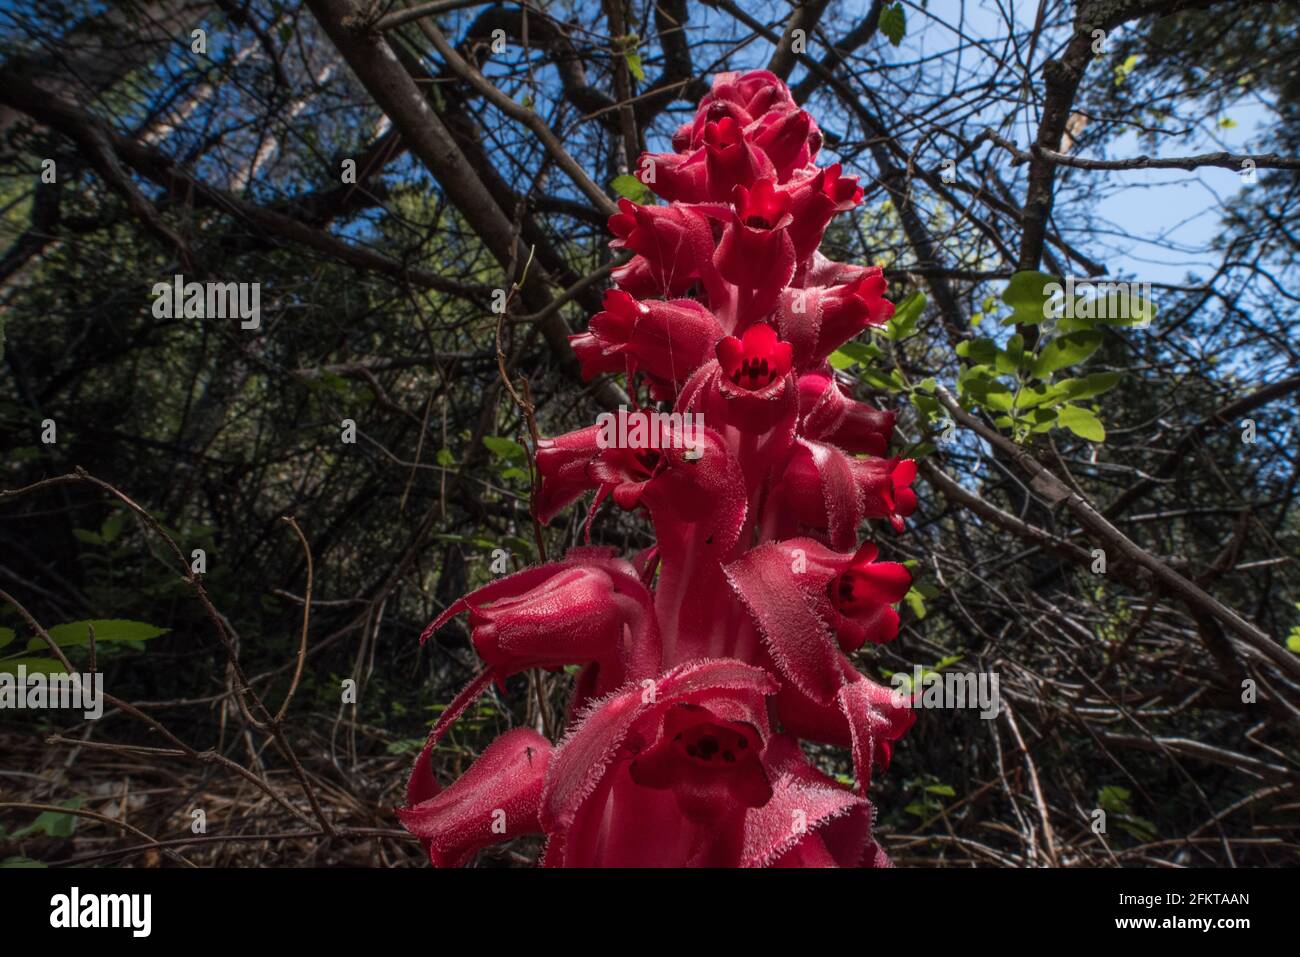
[595,406,706,453]
[890,666,1000,719]
[151,274,260,329]
[1044,276,1153,327]
[0,665,103,719]
[50,887,151,937]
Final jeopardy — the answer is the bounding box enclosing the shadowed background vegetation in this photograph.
[1,0,1298,867]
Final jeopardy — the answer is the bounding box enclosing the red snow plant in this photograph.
[400,70,919,867]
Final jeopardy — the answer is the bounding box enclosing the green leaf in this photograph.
[911,392,940,418]
[434,448,456,467]
[858,366,903,392]
[1116,815,1158,842]
[1057,404,1105,442]
[903,587,927,620]
[610,174,652,204]
[879,2,906,45]
[1026,407,1060,433]
[1057,371,1121,400]
[830,340,883,369]
[925,784,956,797]
[995,333,1024,374]
[0,856,47,868]
[43,619,169,649]
[955,337,998,365]
[0,627,13,650]
[1095,290,1157,327]
[1098,785,1132,814]
[482,435,528,462]
[624,51,645,81]
[827,349,856,370]
[1015,383,1065,410]
[1000,270,1060,326]
[884,291,925,340]
[962,369,1014,412]
[1113,53,1139,87]
[72,528,103,546]
[1031,330,1103,377]
[839,340,883,364]
[11,798,84,839]
[100,512,125,543]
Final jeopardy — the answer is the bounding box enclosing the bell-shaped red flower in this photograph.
[608,199,716,297]
[703,116,772,198]
[716,323,792,396]
[672,325,800,453]
[776,268,895,366]
[853,457,920,533]
[797,370,896,456]
[784,164,864,261]
[398,728,550,867]
[713,180,796,295]
[540,659,777,866]
[724,537,910,701]
[827,542,912,650]
[534,422,655,524]
[774,665,915,795]
[674,69,798,151]
[570,290,724,401]
[751,108,816,182]
[640,147,710,203]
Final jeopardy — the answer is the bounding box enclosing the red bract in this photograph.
[402,71,920,868]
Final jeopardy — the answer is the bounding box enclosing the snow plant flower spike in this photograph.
[402,70,918,868]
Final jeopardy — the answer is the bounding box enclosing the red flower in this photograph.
[751,108,816,182]
[854,456,920,533]
[640,148,710,203]
[675,325,800,442]
[784,164,864,261]
[673,70,798,151]
[540,659,777,866]
[716,323,793,396]
[713,180,796,297]
[569,290,724,400]
[608,199,716,298]
[797,370,897,457]
[723,537,910,701]
[398,729,550,867]
[534,422,654,524]
[776,268,895,366]
[828,542,913,650]
[703,116,772,197]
